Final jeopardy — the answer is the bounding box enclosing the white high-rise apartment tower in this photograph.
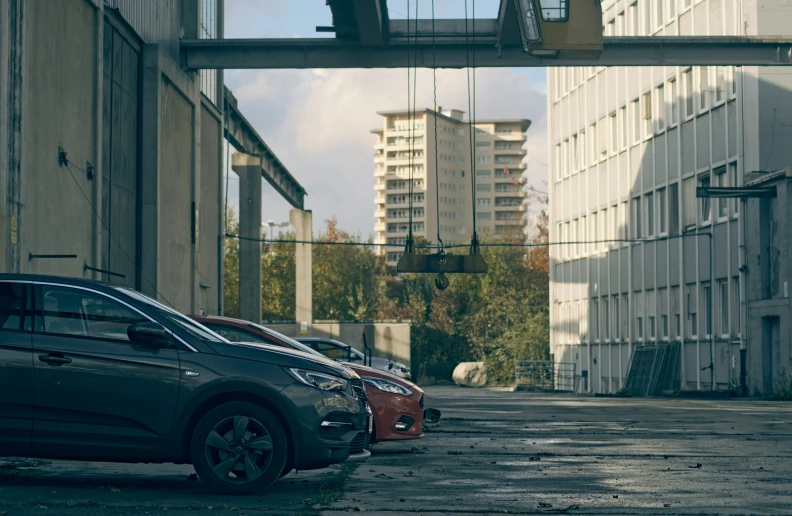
[549,0,792,394]
[373,108,531,266]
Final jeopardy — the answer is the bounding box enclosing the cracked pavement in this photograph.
[2,387,792,515]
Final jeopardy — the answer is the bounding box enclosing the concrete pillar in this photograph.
[290,208,313,334]
[234,152,262,323]
[140,45,162,299]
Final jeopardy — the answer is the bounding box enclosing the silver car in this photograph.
[296,337,411,380]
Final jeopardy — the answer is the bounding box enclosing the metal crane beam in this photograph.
[224,87,306,209]
[183,36,792,70]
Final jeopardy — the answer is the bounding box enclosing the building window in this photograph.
[610,112,618,155]
[715,166,728,220]
[658,187,667,234]
[672,286,681,339]
[699,175,711,224]
[655,0,664,28]
[622,293,629,339]
[703,283,712,338]
[646,192,655,237]
[580,130,587,168]
[632,99,641,143]
[619,202,628,241]
[572,134,579,171]
[571,219,578,257]
[619,106,627,149]
[630,2,639,36]
[633,197,642,239]
[715,66,727,103]
[589,125,597,164]
[733,277,741,336]
[699,67,709,112]
[645,0,652,34]
[656,84,665,132]
[687,284,698,338]
[614,295,621,340]
[635,291,644,340]
[603,297,610,340]
[580,215,587,256]
[660,288,669,339]
[591,212,598,252]
[668,0,675,18]
[641,92,652,136]
[669,78,678,125]
[719,280,729,337]
[648,289,656,340]
[683,69,694,118]
[592,298,600,341]
[729,162,739,217]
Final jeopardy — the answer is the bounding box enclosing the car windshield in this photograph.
[248,323,323,356]
[114,287,229,343]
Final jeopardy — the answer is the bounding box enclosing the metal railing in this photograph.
[515,360,577,392]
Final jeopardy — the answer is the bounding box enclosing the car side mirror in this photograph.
[128,321,171,348]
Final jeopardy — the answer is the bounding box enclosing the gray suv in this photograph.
[0,275,370,494]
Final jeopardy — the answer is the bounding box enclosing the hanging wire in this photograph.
[63,161,176,308]
[431,0,443,250]
[464,0,479,253]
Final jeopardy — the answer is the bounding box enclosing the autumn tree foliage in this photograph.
[223,206,550,385]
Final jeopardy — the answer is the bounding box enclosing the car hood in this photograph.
[207,341,359,379]
[350,363,422,393]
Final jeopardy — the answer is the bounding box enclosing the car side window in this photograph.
[315,341,345,359]
[204,324,272,345]
[38,286,147,341]
[0,282,28,332]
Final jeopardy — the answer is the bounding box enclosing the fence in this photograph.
[515,360,577,391]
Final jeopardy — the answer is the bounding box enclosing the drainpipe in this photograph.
[738,0,748,396]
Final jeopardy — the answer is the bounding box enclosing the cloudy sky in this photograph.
[223,0,548,238]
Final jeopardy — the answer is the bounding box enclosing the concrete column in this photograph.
[234,152,262,323]
[140,45,162,299]
[290,208,313,335]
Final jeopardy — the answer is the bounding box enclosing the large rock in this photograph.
[452,362,487,387]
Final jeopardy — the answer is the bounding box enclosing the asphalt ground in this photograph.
[2,387,792,516]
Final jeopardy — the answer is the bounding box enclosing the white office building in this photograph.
[549,0,792,394]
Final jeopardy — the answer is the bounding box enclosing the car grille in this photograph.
[350,378,368,406]
[349,431,367,454]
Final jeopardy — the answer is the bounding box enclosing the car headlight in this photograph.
[362,377,412,396]
[289,368,349,392]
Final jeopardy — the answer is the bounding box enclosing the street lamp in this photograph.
[262,220,290,242]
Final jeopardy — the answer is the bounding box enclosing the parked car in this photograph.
[0,274,370,495]
[296,336,412,380]
[194,316,432,445]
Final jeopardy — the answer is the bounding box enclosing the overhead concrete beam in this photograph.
[496,0,522,48]
[224,87,305,209]
[183,36,792,69]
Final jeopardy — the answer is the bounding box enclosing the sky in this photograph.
[223,0,548,239]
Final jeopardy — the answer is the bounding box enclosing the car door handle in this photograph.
[38,354,72,366]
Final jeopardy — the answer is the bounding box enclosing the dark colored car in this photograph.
[297,337,412,379]
[0,274,370,494]
[193,316,428,444]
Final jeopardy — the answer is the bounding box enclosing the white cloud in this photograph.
[225,66,548,238]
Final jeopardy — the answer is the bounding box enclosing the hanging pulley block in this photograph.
[396,251,488,274]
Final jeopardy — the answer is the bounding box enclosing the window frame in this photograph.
[34,283,167,347]
[0,281,31,334]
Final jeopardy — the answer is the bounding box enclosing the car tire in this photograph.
[190,401,287,495]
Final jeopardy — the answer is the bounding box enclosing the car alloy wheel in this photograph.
[191,402,287,494]
[205,415,273,482]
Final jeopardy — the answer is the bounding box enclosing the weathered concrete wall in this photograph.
[22,0,96,277]
[199,101,222,314]
[159,79,195,313]
[267,322,411,365]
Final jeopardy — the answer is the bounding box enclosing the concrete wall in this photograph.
[0,0,225,318]
[266,322,411,365]
[199,100,223,315]
[158,78,195,312]
[22,0,97,278]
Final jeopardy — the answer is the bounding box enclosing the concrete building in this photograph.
[0,0,228,316]
[372,108,530,265]
[548,0,792,395]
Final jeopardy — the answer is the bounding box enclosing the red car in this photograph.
[193,316,427,444]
